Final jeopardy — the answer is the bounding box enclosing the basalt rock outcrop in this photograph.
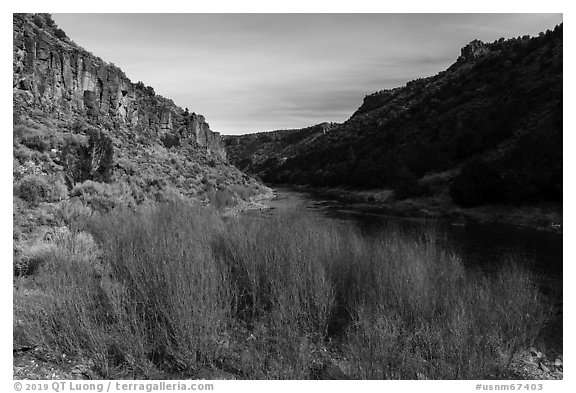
[458,39,490,62]
[13,13,266,225]
[13,13,225,158]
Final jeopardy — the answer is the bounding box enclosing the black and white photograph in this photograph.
[10,4,565,387]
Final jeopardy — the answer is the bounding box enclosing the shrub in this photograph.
[213,215,337,378]
[70,180,107,197]
[500,131,562,203]
[161,134,180,149]
[14,231,105,361]
[55,197,94,229]
[14,125,51,152]
[13,158,22,177]
[154,186,184,203]
[450,158,504,207]
[33,14,44,28]
[207,187,236,209]
[144,177,167,191]
[13,144,46,166]
[54,28,67,40]
[213,212,335,335]
[70,180,138,213]
[14,204,229,378]
[43,13,55,27]
[343,234,551,379]
[230,185,258,201]
[88,203,230,375]
[393,167,431,200]
[14,241,56,276]
[59,134,90,187]
[15,175,68,204]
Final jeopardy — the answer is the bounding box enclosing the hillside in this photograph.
[224,26,562,214]
[223,122,338,179]
[13,13,270,246]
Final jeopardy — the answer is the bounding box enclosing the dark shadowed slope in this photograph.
[225,25,562,209]
[224,122,338,180]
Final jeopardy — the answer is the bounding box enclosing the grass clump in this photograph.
[13,201,553,379]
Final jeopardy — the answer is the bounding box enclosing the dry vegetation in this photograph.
[14,201,553,379]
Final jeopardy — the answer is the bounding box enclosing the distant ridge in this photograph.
[225,25,563,208]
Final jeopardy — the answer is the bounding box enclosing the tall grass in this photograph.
[13,201,553,379]
[15,204,232,377]
[343,233,551,379]
[212,213,336,378]
[87,203,233,373]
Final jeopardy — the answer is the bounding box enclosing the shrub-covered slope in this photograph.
[223,122,338,180]
[225,26,562,207]
[13,14,268,242]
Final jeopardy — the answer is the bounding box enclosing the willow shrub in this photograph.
[14,201,552,379]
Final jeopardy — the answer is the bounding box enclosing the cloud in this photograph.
[52,13,562,134]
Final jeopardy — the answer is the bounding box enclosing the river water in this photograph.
[244,187,564,353]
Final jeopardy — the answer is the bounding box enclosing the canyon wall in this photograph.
[13,13,225,158]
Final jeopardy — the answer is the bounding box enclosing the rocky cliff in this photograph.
[13,13,225,158]
[13,12,267,241]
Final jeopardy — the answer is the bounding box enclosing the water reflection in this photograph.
[249,188,562,273]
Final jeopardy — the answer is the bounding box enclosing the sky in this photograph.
[52,13,563,135]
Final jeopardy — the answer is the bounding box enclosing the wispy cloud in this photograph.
[53,13,562,134]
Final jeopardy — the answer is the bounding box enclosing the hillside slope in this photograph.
[223,122,338,179]
[13,13,268,248]
[225,26,562,211]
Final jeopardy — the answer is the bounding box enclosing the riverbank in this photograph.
[221,186,275,217]
[283,185,562,233]
[13,200,557,380]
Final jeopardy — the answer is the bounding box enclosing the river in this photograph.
[244,187,563,353]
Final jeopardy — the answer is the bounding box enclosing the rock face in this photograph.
[13,13,226,158]
[458,39,489,62]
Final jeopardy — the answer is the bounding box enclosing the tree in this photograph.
[54,29,67,40]
[449,158,503,207]
[60,128,114,187]
[33,14,44,28]
[86,129,114,183]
